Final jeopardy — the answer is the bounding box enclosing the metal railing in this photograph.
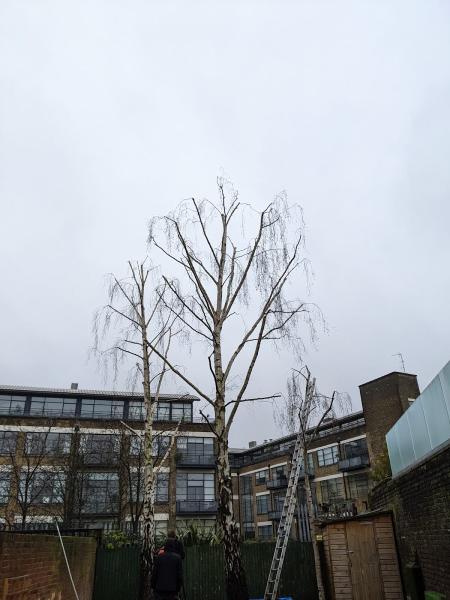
[338,454,370,471]
[176,453,216,467]
[316,500,357,520]
[266,476,288,490]
[268,509,283,520]
[176,500,217,514]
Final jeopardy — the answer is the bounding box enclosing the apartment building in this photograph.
[0,385,217,535]
[229,371,420,541]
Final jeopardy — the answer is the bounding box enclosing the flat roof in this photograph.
[0,384,198,401]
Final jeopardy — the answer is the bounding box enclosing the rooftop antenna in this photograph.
[393,353,406,372]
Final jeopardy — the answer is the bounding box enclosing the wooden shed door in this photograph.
[346,521,384,600]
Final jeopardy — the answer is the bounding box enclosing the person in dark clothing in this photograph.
[151,538,183,600]
[166,529,185,560]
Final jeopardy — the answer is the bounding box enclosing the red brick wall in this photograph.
[0,533,97,600]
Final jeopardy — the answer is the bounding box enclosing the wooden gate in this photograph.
[321,512,403,600]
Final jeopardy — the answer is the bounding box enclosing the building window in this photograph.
[348,474,369,499]
[271,465,286,479]
[128,470,144,502]
[177,437,214,457]
[81,434,119,464]
[82,473,119,513]
[243,523,255,540]
[271,491,286,514]
[171,403,192,422]
[155,520,169,537]
[240,475,253,495]
[317,445,339,467]
[342,438,368,459]
[156,473,169,503]
[0,473,10,504]
[128,401,145,420]
[256,495,270,515]
[258,524,273,540]
[129,436,142,456]
[25,432,71,455]
[176,473,214,501]
[156,402,170,421]
[0,432,17,455]
[20,471,65,504]
[152,435,170,457]
[29,397,77,417]
[255,469,269,485]
[320,478,344,504]
[80,399,124,419]
[0,395,26,415]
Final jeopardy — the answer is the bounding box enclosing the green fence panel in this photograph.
[93,545,140,600]
[93,541,317,600]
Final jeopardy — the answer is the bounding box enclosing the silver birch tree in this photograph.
[93,260,179,599]
[146,179,320,599]
[281,367,349,600]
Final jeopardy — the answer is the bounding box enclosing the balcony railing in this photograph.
[338,454,370,472]
[316,500,357,520]
[266,476,288,490]
[176,453,216,467]
[268,509,282,520]
[176,500,217,514]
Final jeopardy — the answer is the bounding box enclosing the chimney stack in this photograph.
[71,383,79,390]
[248,441,257,448]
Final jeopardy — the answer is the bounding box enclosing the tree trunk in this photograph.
[140,331,156,600]
[217,435,248,600]
[303,451,326,600]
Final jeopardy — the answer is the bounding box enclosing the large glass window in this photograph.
[129,436,143,456]
[0,473,10,503]
[81,434,119,464]
[256,495,270,515]
[348,474,369,499]
[176,473,214,501]
[271,492,286,513]
[258,524,273,540]
[0,395,26,415]
[156,402,170,421]
[128,401,145,420]
[82,473,119,513]
[241,475,253,495]
[255,469,269,485]
[343,438,368,459]
[0,432,17,455]
[152,435,170,457]
[156,473,169,503]
[177,437,214,456]
[171,403,192,422]
[30,397,77,417]
[243,523,255,540]
[320,478,344,503]
[25,432,71,455]
[80,399,124,419]
[20,471,65,504]
[317,445,339,467]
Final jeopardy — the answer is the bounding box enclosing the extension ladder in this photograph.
[263,377,315,600]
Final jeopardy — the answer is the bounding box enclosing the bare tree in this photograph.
[281,367,349,600]
[93,260,180,599]
[9,424,70,530]
[147,179,320,599]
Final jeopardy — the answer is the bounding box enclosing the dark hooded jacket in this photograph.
[151,539,183,594]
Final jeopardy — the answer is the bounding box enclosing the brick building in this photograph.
[0,370,419,540]
[0,385,217,535]
[229,371,420,541]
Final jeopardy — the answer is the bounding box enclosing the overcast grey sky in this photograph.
[1,1,449,447]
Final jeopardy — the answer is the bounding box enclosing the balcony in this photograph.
[176,500,217,514]
[176,453,216,468]
[338,454,370,472]
[317,500,357,521]
[266,476,288,490]
[268,509,282,520]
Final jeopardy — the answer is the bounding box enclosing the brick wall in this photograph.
[0,533,97,600]
[370,443,450,598]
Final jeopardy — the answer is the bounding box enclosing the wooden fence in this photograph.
[93,541,318,600]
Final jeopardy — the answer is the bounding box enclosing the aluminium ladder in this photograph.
[263,377,315,600]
